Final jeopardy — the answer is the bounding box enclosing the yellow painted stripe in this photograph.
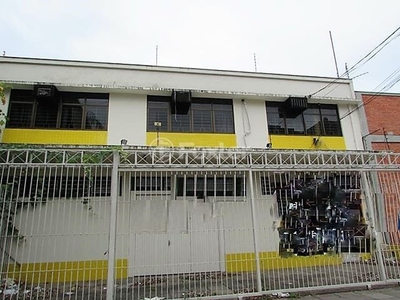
[4,259,127,284]
[2,129,107,145]
[270,135,346,150]
[226,252,343,272]
[146,132,237,148]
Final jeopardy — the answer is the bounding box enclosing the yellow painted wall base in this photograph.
[146,132,237,148]
[4,259,127,284]
[226,252,343,272]
[270,135,346,150]
[2,129,108,145]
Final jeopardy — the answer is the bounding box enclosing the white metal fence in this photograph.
[1,147,400,299]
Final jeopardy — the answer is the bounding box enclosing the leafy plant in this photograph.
[0,183,24,240]
[0,82,11,131]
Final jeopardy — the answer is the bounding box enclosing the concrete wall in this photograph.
[108,93,147,145]
[0,57,362,149]
[11,194,279,277]
[338,103,364,150]
[234,98,268,148]
[0,57,355,100]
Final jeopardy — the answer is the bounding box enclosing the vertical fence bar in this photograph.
[107,150,120,300]
[248,169,262,292]
[361,171,387,282]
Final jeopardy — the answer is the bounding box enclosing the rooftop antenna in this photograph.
[345,63,350,79]
[156,45,158,66]
[253,53,258,72]
[329,31,340,78]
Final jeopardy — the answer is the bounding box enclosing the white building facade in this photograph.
[1,57,395,299]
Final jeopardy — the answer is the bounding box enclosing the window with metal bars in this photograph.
[266,102,342,136]
[131,176,172,192]
[5,176,111,200]
[176,176,245,198]
[147,96,234,133]
[7,89,109,130]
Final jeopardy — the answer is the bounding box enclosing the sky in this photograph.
[2,0,400,93]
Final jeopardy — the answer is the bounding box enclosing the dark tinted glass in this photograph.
[8,103,33,128]
[266,104,285,134]
[303,108,322,135]
[35,102,58,128]
[171,114,191,132]
[193,109,212,132]
[61,105,83,129]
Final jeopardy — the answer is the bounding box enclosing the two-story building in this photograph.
[1,57,394,297]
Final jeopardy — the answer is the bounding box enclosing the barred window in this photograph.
[147,96,234,133]
[177,176,245,197]
[266,102,342,136]
[7,89,109,130]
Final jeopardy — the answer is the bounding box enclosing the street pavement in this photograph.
[298,286,400,299]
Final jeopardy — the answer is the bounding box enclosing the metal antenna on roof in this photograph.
[156,45,158,66]
[345,63,350,79]
[253,53,258,72]
[329,31,340,77]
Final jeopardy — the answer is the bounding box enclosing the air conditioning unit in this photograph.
[33,85,59,102]
[284,96,308,118]
[170,90,191,115]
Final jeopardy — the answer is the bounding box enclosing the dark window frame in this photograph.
[147,96,235,133]
[266,102,342,136]
[7,89,109,130]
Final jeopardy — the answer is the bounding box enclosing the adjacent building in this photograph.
[358,91,400,239]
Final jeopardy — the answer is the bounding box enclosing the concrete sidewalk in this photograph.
[298,286,400,299]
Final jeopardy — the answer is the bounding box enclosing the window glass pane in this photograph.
[86,106,108,129]
[62,97,85,105]
[147,108,168,131]
[61,105,83,129]
[320,105,342,136]
[8,103,33,128]
[86,98,108,106]
[35,101,58,128]
[193,110,212,132]
[303,108,322,135]
[147,99,169,131]
[266,104,285,134]
[214,110,234,133]
[171,114,191,132]
[213,103,232,111]
[10,90,34,102]
[323,115,342,136]
[286,114,305,135]
[192,102,212,110]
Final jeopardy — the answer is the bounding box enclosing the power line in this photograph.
[309,26,400,97]
[339,65,400,120]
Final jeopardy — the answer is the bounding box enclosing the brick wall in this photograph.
[362,94,400,135]
[362,93,400,239]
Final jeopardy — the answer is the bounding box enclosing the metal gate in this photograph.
[1,146,400,299]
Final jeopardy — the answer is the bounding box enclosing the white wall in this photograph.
[338,104,364,150]
[11,199,112,262]
[234,99,269,148]
[107,93,147,145]
[11,195,279,276]
[0,57,355,100]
